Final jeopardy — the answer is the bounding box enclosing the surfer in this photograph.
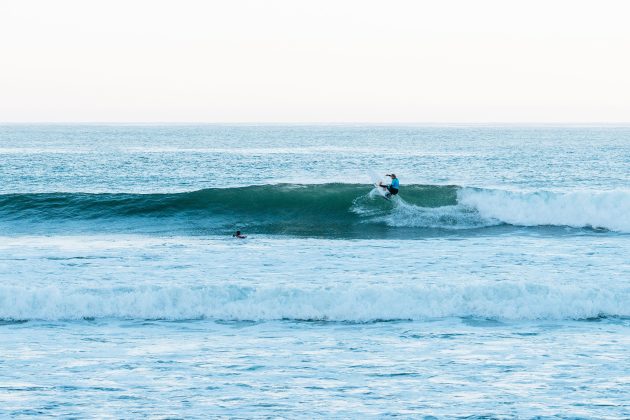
[233,230,247,239]
[379,173,399,197]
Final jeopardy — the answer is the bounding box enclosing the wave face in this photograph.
[1,282,628,322]
[1,184,628,237]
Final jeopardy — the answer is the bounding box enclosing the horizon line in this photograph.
[2,121,630,126]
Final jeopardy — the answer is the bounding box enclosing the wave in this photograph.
[1,282,628,322]
[0,184,628,237]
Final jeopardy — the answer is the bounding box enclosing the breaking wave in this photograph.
[458,188,630,232]
[1,282,628,322]
[0,184,628,236]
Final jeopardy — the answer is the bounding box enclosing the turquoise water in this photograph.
[1,125,629,417]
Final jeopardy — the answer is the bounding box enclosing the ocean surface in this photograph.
[1,124,629,418]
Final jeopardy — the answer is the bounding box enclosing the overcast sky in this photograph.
[1,0,629,123]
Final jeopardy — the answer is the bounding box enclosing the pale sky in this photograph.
[1,0,629,123]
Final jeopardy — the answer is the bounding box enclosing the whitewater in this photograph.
[1,124,629,418]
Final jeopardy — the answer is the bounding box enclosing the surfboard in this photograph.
[368,170,391,200]
[374,183,391,200]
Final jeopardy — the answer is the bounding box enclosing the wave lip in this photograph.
[1,283,628,322]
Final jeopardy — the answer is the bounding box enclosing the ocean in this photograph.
[1,124,628,418]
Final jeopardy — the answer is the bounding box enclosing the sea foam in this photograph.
[1,282,627,322]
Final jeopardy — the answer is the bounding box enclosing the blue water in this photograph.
[1,124,629,417]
